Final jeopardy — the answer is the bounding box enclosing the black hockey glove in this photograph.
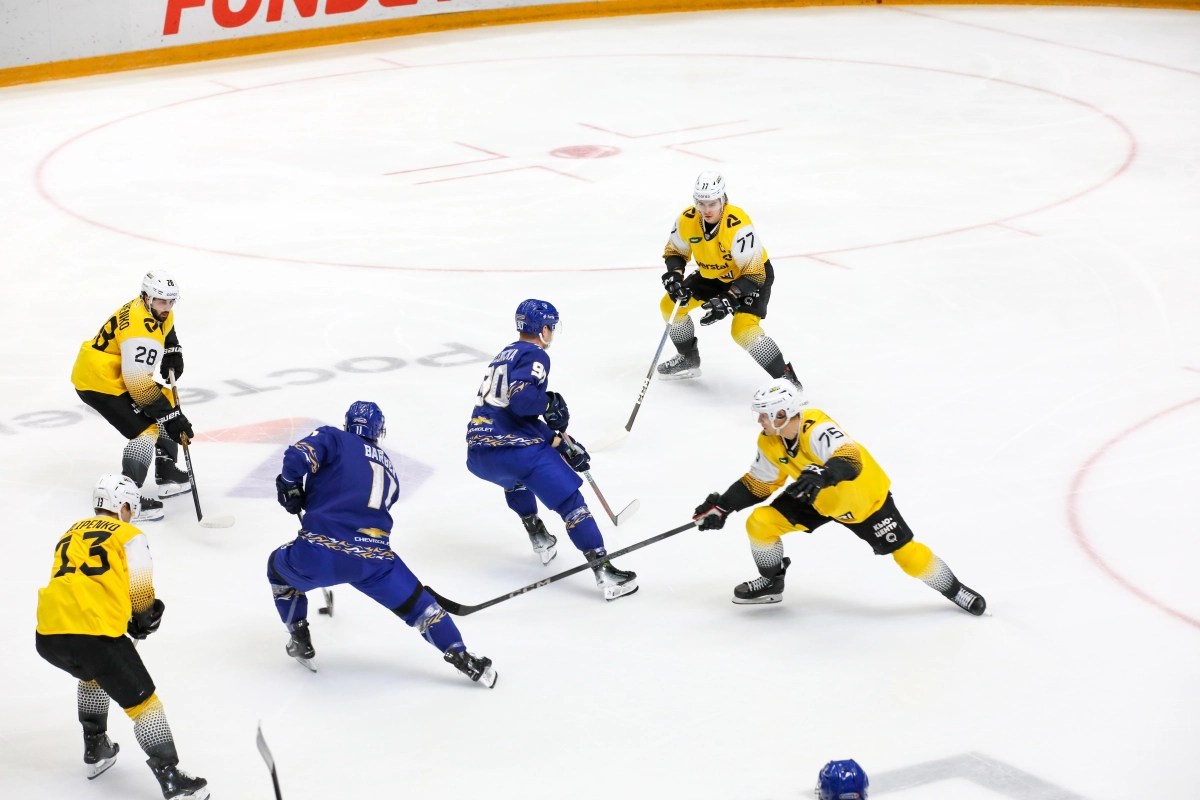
[160,347,184,381]
[693,492,732,530]
[128,598,166,640]
[784,464,835,504]
[276,474,305,514]
[555,437,590,473]
[662,271,691,304]
[543,391,570,433]
[158,407,194,445]
[700,293,736,326]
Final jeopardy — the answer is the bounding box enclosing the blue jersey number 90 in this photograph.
[475,365,510,408]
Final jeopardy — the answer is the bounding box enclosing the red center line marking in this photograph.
[992,221,1041,237]
[417,165,591,185]
[209,80,241,90]
[376,58,409,68]
[1184,366,1200,376]
[577,120,747,139]
[666,128,781,162]
[894,7,1200,79]
[1067,395,1200,631]
[798,255,852,270]
[384,142,507,176]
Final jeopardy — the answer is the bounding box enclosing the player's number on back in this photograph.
[53,531,112,578]
[367,462,398,510]
[475,364,510,408]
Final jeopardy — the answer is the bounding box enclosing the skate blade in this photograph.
[656,369,701,381]
[604,583,639,602]
[198,515,235,529]
[537,546,557,566]
[133,511,165,523]
[157,484,193,498]
[479,666,498,689]
[85,754,118,780]
[732,595,783,605]
[293,656,317,673]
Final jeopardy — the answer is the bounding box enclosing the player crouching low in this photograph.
[35,475,208,799]
[465,299,637,601]
[692,380,986,614]
[268,401,496,687]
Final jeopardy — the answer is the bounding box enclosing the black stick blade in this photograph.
[426,587,465,616]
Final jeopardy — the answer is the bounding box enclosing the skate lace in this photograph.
[746,576,773,592]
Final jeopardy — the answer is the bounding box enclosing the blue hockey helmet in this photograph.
[816,760,868,800]
[345,401,386,440]
[515,299,560,335]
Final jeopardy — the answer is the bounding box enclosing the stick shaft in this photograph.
[167,371,204,522]
[623,300,684,432]
[428,521,696,615]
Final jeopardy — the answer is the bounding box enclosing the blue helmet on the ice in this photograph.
[816,760,868,800]
[345,401,386,441]
[515,299,559,335]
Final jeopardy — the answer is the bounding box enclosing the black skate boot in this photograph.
[147,756,210,800]
[945,582,987,616]
[584,549,639,601]
[657,337,701,380]
[521,514,557,565]
[782,362,803,390]
[733,557,791,605]
[286,618,316,672]
[444,648,498,688]
[134,496,164,523]
[84,732,119,780]
[155,447,192,498]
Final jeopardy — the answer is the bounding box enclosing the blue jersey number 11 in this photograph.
[367,462,397,510]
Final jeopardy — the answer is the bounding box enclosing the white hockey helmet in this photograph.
[751,379,808,432]
[93,473,141,517]
[141,270,180,303]
[693,171,727,204]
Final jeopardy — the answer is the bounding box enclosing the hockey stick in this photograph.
[591,299,686,451]
[166,370,234,529]
[426,521,695,616]
[256,722,284,800]
[317,588,334,617]
[563,435,638,526]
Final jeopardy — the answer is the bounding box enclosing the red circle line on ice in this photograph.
[35,53,1137,274]
[550,145,621,159]
[1067,395,1200,631]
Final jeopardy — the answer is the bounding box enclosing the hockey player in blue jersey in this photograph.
[267,401,496,687]
[465,299,638,601]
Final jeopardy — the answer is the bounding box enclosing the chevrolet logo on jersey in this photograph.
[357,528,389,538]
[470,416,493,425]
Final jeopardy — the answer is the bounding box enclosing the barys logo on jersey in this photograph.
[469,416,493,426]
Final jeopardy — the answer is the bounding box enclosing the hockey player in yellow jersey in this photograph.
[35,474,209,798]
[657,172,801,386]
[691,380,986,613]
[71,270,194,522]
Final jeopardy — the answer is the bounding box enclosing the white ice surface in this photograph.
[2,5,1199,799]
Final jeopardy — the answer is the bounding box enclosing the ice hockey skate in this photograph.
[657,341,701,381]
[133,496,164,523]
[522,514,557,565]
[585,549,639,601]
[286,618,316,672]
[155,448,192,498]
[84,733,119,779]
[782,362,802,390]
[147,756,210,800]
[444,648,498,688]
[733,558,790,605]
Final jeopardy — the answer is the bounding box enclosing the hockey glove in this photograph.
[699,294,736,326]
[662,271,691,304]
[555,437,590,473]
[158,408,194,445]
[128,598,166,640]
[784,464,835,504]
[543,391,570,433]
[276,474,306,514]
[693,492,731,530]
[159,346,184,381]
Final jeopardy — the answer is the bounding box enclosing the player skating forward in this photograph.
[71,271,193,522]
[466,300,638,600]
[35,474,209,799]
[658,172,801,386]
[693,380,986,613]
[269,401,497,687]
